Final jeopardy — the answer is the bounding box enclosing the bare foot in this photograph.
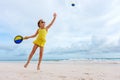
[37,66,40,70]
[24,63,28,68]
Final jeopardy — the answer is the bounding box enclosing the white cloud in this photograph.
[0,0,120,60]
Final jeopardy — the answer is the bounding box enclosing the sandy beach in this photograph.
[0,61,120,80]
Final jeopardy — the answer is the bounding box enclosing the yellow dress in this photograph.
[33,28,47,47]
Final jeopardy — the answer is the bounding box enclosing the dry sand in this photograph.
[0,61,120,80]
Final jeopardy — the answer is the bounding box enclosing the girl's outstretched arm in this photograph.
[46,13,57,31]
[24,29,39,39]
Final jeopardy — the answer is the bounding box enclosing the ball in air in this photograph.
[71,3,75,6]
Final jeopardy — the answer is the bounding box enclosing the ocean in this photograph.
[0,52,120,61]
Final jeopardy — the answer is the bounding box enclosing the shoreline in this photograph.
[1,59,120,64]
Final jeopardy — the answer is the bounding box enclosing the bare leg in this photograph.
[24,44,38,68]
[37,47,44,70]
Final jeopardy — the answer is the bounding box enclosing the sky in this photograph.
[0,0,120,60]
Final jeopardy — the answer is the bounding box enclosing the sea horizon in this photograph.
[1,51,120,62]
[1,57,120,62]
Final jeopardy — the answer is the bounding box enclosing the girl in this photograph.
[24,13,57,70]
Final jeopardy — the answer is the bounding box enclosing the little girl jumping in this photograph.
[24,13,57,70]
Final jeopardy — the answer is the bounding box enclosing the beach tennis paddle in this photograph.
[14,35,24,44]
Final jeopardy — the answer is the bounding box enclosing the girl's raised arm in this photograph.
[46,13,57,31]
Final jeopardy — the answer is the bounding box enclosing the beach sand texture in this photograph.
[0,61,120,80]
